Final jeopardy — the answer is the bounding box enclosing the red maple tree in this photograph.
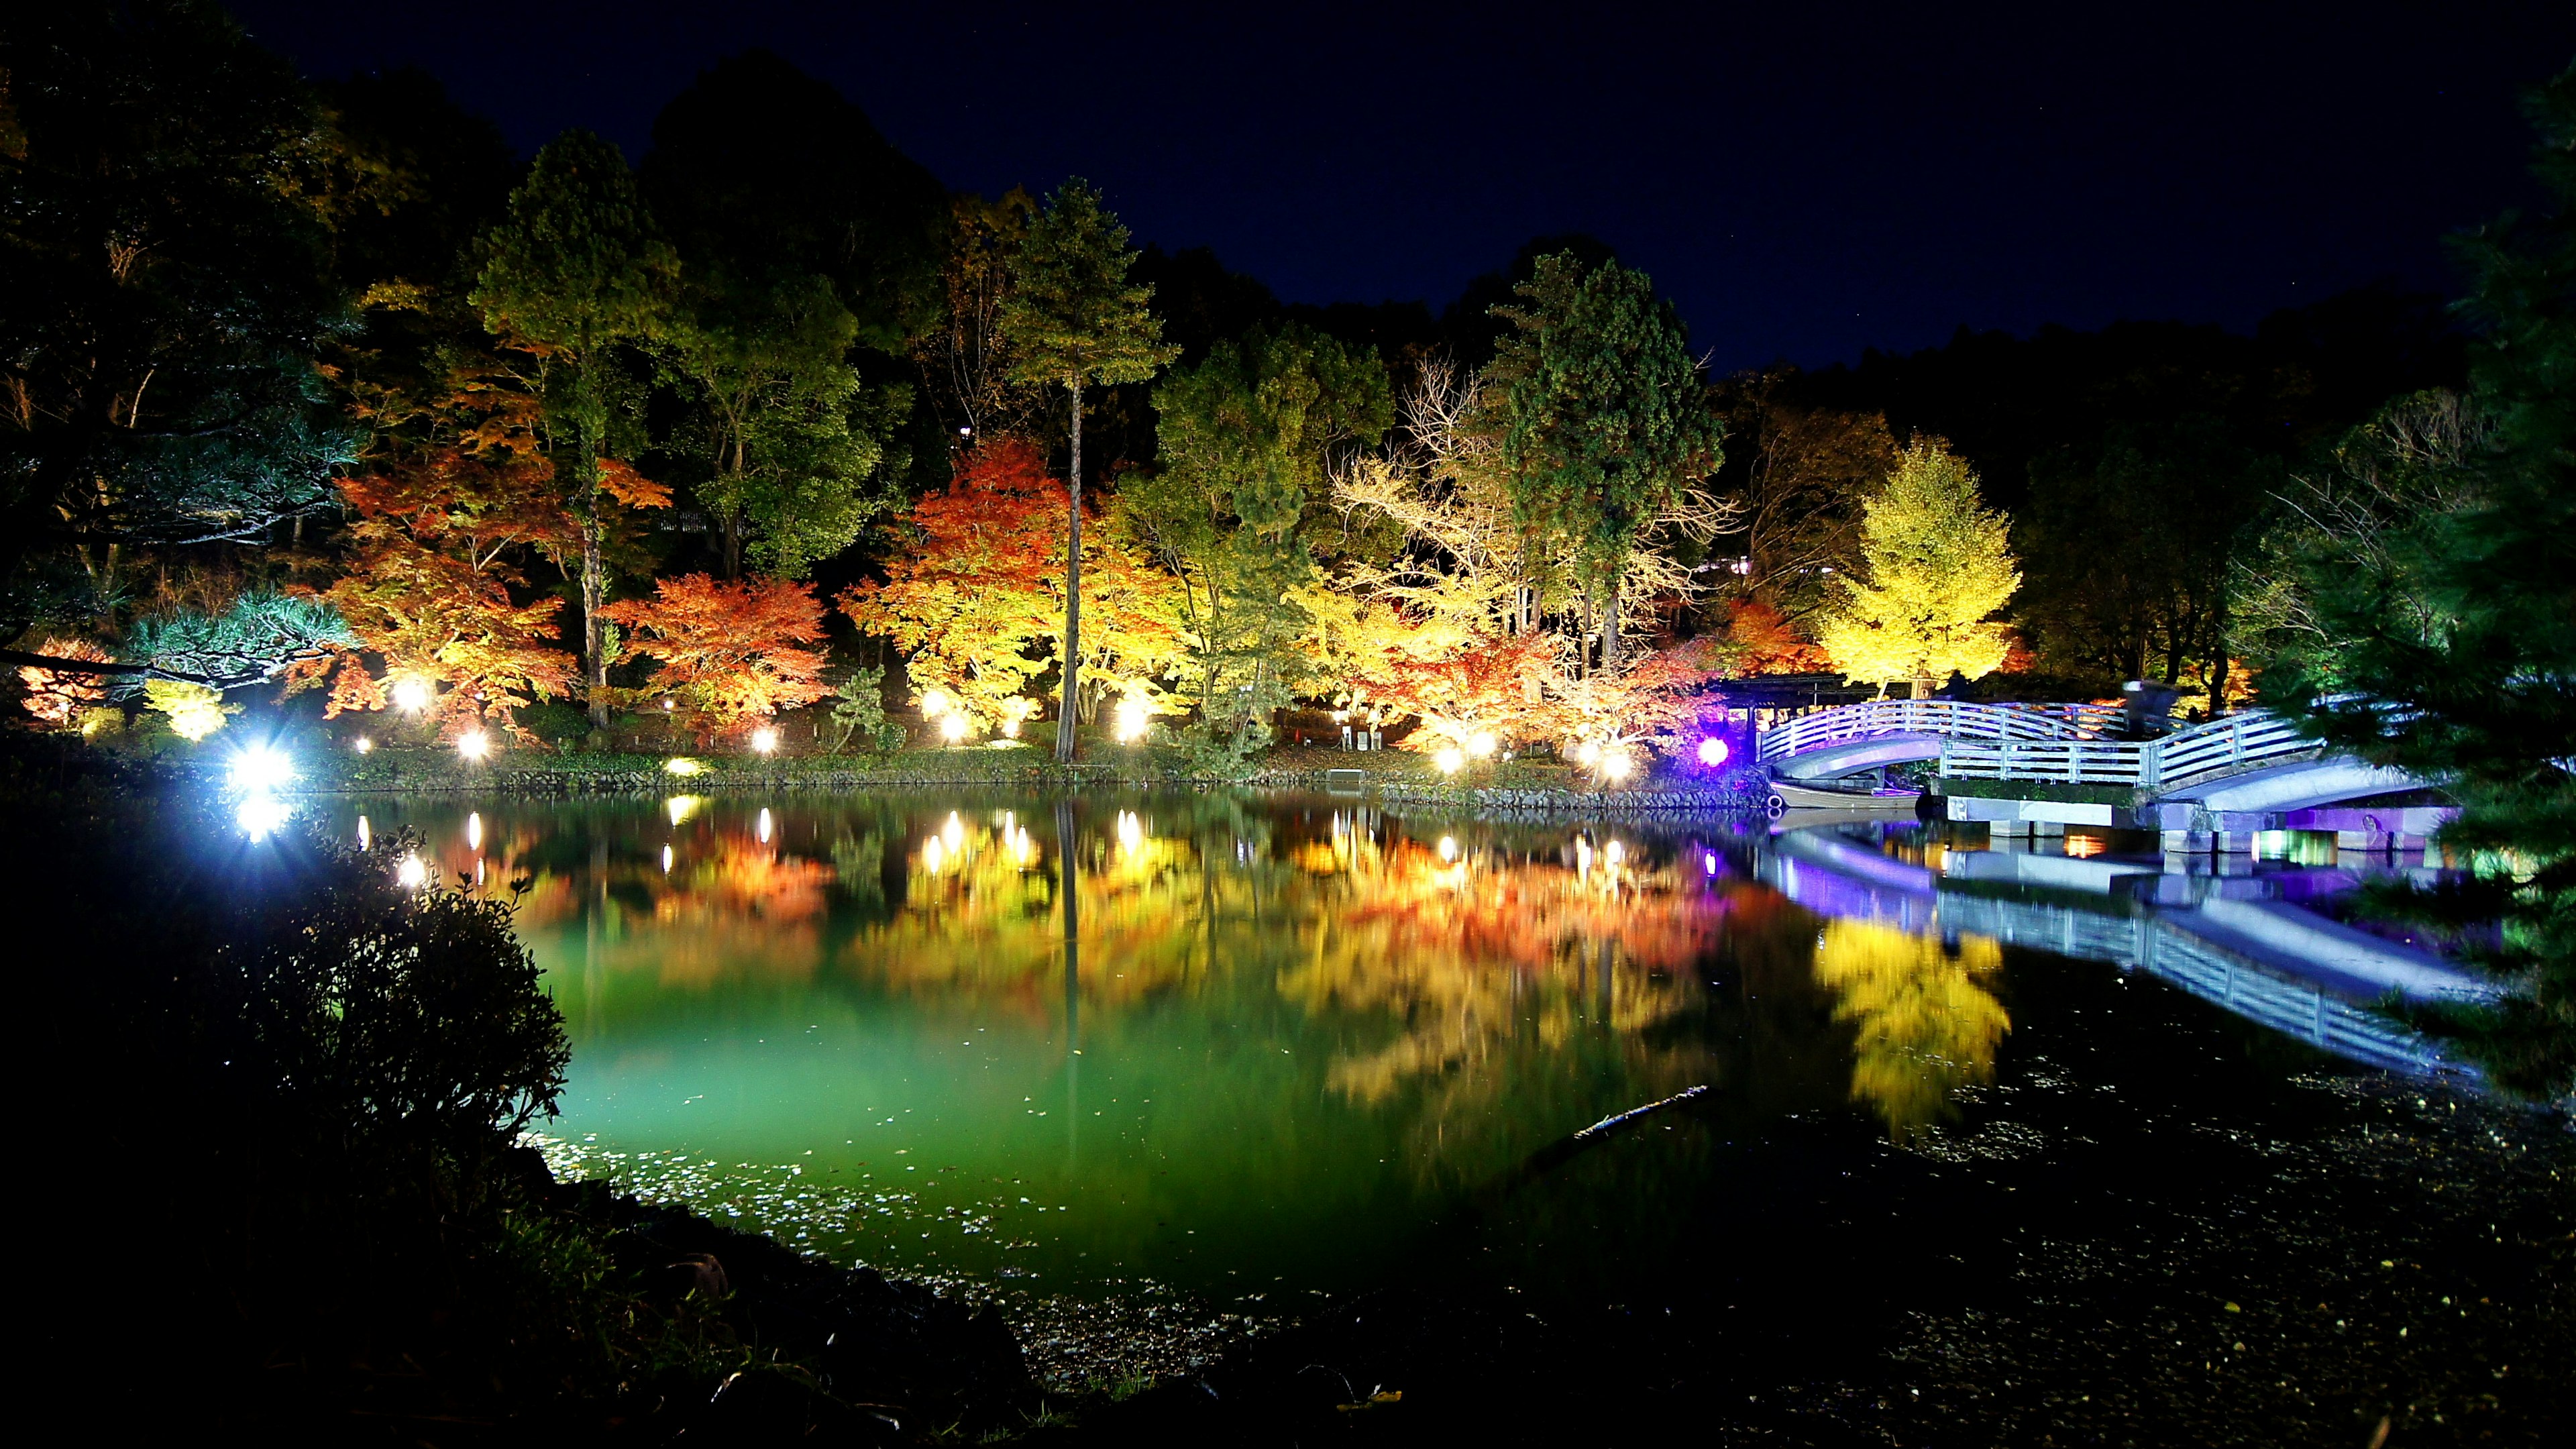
[294,359,672,740]
[1716,598,1831,675]
[602,573,833,731]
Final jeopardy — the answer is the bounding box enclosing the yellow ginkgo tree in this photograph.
[1817,440,2021,699]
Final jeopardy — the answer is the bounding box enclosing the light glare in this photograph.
[229,744,296,794]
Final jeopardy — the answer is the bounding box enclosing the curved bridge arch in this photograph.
[1756,700,2441,815]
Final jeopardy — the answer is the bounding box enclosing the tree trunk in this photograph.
[1576,588,1593,680]
[1912,669,1934,700]
[1055,380,1083,763]
[1600,571,1621,673]
[582,503,608,727]
[1518,533,1540,635]
[720,506,741,580]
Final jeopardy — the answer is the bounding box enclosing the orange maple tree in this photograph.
[602,573,832,731]
[15,637,114,727]
[1367,633,1561,754]
[294,360,671,739]
[1715,598,1831,675]
[839,437,1180,727]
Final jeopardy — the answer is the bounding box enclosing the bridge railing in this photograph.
[1941,708,2318,789]
[1754,699,2112,763]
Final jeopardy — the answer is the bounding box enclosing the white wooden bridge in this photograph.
[1755,700,2440,853]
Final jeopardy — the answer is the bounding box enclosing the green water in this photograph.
[308,788,2432,1318]
[315,792,1836,1295]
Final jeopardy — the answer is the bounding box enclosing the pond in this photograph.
[310,790,2516,1393]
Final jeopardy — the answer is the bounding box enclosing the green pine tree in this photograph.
[998,181,1178,761]
[471,131,679,725]
[2266,62,2576,1097]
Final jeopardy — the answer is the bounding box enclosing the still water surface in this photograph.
[318,791,2467,1315]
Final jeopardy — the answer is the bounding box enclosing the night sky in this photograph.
[227,1,2572,372]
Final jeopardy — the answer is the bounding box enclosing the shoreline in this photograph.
[231,745,1780,815]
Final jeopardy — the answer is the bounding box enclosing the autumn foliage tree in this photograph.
[297,357,667,739]
[15,638,114,727]
[602,573,831,731]
[1715,598,1832,675]
[840,437,1180,731]
[1368,633,1559,755]
[838,439,1062,726]
[1817,441,2020,699]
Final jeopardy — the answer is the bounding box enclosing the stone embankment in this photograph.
[254,747,1772,813]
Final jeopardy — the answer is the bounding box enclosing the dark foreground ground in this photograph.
[1017,1075,2570,1448]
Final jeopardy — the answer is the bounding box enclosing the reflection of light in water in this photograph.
[943,812,965,849]
[757,808,773,844]
[396,853,428,888]
[665,795,703,827]
[661,843,674,873]
[357,816,372,851]
[923,837,945,873]
[1704,851,1717,877]
[2063,834,2104,859]
[1117,810,1144,853]
[1575,837,1593,879]
[236,796,292,841]
[466,811,482,850]
[1438,835,1458,862]
[1604,839,1626,867]
[475,857,484,887]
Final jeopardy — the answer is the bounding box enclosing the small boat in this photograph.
[1766,779,1923,814]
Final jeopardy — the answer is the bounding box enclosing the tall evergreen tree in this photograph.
[999,181,1177,761]
[1485,252,1720,670]
[2268,63,2576,1096]
[471,131,678,725]
[1126,323,1391,750]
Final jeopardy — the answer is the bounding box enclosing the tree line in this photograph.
[2,8,2563,805]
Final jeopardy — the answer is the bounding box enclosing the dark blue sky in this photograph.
[228,0,2571,372]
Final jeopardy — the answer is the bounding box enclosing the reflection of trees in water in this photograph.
[1809,919,2010,1140]
[1279,839,1712,1106]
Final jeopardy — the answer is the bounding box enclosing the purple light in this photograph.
[1696,736,1729,767]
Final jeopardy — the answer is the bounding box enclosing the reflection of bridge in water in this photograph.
[1755,826,2493,1082]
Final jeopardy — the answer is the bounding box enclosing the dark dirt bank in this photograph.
[996,1079,2570,1447]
